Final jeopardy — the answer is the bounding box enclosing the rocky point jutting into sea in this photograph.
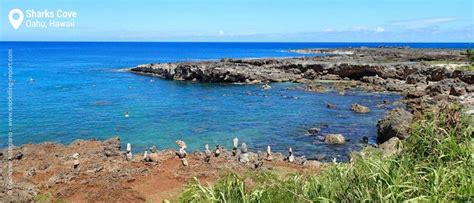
[2,47,473,202]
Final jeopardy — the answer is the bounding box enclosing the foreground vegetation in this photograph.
[180,105,473,202]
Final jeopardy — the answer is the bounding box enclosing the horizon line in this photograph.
[1,40,473,44]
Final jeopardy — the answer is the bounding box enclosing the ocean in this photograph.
[0,42,471,160]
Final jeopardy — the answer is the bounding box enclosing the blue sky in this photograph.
[1,0,472,42]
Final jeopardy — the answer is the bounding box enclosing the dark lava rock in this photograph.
[406,89,426,98]
[459,71,474,84]
[377,108,414,143]
[406,73,427,84]
[306,127,321,135]
[426,78,468,96]
[326,103,336,109]
[426,66,451,81]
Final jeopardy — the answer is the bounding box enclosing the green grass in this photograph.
[179,105,474,202]
[456,65,474,72]
[467,49,474,64]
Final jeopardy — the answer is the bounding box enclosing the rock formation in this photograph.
[126,143,133,161]
[266,145,272,161]
[324,134,346,145]
[287,148,295,163]
[204,144,211,163]
[351,104,370,113]
[377,108,414,143]
[239,143,249,163]
[232,138,239,156]
[175,140,188,167]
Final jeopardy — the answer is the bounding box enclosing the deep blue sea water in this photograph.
[0,42,472,160]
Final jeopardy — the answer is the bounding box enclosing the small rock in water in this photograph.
[261,83,271,90]
[324,134,346,145]
[351,103,370,113]
[326,103,336,109]
[361,136,369,144]
[306,127,321,135]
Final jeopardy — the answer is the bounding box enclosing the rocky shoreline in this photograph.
[130,47,473,143]
[2,47,473,202]
[1,137,318,202]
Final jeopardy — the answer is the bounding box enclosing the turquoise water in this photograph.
[0,42,470,160]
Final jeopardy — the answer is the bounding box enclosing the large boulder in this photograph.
[377,108,414,143]
[324,134,346,144]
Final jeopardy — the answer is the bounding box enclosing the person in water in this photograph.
[124,111,129,118]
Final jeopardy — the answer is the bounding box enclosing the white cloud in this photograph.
[218,30,225,36]
[374,27,385,33]
[323,28,334,32]
[391,17,457,29]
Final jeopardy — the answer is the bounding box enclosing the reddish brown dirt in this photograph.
[0,137,321,202]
